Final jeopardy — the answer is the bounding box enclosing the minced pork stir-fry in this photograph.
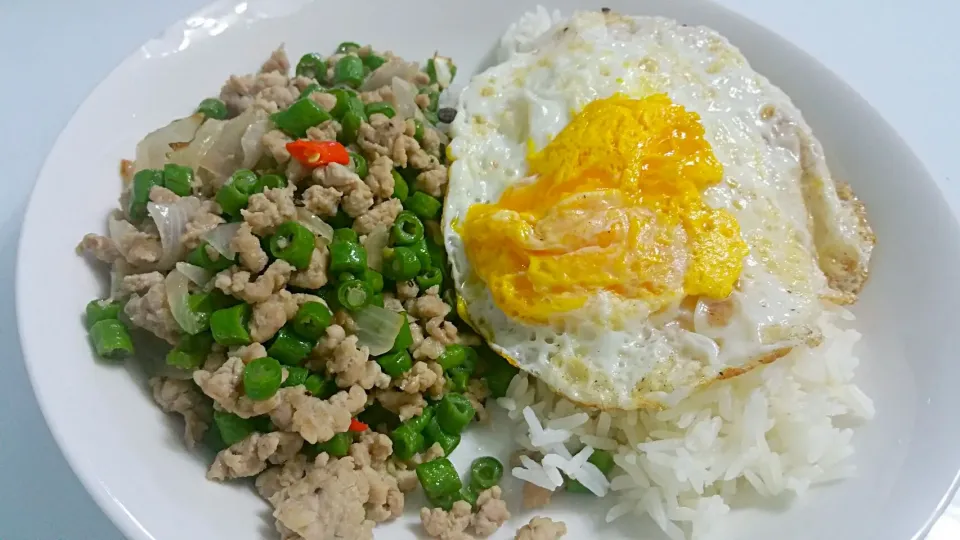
[76,42,565,539]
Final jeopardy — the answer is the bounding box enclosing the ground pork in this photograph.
[352,198,403,235]
[257,454,311,502]
[357,115,420,167]
[268,385,367,444]
[420,500,474,540]
[412,287,451,319]
[327,335,390,390]
[473,487,511,537]
[243,184,297,236]
[466,379,490,423]
[334,309,358,335]
[181,207,224,250]
[312,323,346,359]
[376,390,426,421]
[250,289,301,343]
[149,377,211,448]
[203,350,228,372]
[271,454,402,540]
[302,185,342,218]
[306,120,341,142]
[385,459,419,493]
[231,222,268,273]
[521,483,553,510]
[110,219,164,267]
[416,167,448,198]
[408,319,425,351]
[412,337,445,362]
[288,245,330,290]
[314,163,373,218]
[193,357,282,418]
[207,431,304,481]
[396,362,439,394]
[308,92,337,112]
[215,259,294,304]
[411,443,445,465]
[426,317,458,345]
[149,185,180,203]
[77,233,120,263]
[396,280,419,300]
[349,431,393,470]
[219,70,299,117]
[382,293,404,313]
[116,271,164,297]
[259,46,290,74]
[514,517,567,540]
[262,129,293,164]
[364,155,395,199]
[420,125,443,157]
[229,342,268,364]
[124,281,179,344]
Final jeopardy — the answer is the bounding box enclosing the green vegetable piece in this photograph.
[405,191,442,220]
[315,432,352,457]
[423,418,461,456]
[362,268,384,293]
[269,221,315,270]
[437,344,469,372]
[348,151,368,178]
[425,57,458,87]
[364,101,395,118]
[251,415,275,433]
[416,267,444,291]
[326,208,354,228]
[329,238,367,275]
[255,173,286,192]
[436,393,475,434]
[162,163,194,196]
[128,169,162,222]
[196,97,228,120]
[334,227,360,244]
[268,326,314,365]
[391,316,413,353]
[337,279,372,311]
[427,490,463,511]
[370,293,385,307]
[329,88,363,119]
[391,211,424,246]
[89,319,134,360]
[382,247,421,281]
[391,170,409,202]
[298,82,324,100]
[404,406,435,433]
[214,410,255,446]
[333,55,365,88]
[282,366,310,388]
[338,110,363,144]
[413,119,425,141]
[417,457,462,498]
[271,98,332,138]
[296,53,326,80]
[391,424,425,460]
[336,42,361,54]
[186,242,234,271]
[243,357,283,401]
[166,332,213,370]
[483,347,520,398]
[210,303,252,346]
[215,169,259,216]
[85,299,121,328]
[363,54,386,71]
[410,237,432,272]
[445,369,469,393]
[469,456,503,491]
[377,349,413,378]
[358,402,401,431]
[304,374,337,399]
[426,239,447,271]
[292,301,333,341]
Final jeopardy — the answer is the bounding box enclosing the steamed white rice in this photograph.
[497,306,873,539]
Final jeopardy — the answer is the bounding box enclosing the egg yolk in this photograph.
[461,94,748,325]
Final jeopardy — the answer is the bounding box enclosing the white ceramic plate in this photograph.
[16,0,960,538]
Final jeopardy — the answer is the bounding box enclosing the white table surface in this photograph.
[2,0,958,538]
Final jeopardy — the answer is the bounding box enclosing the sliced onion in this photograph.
[109,265,126,300]
[433,56,454,88]
[354,305,405,356]
[147,197,201,270]
[296,207,334,244]
[169,118,226,170]
[166,269,205,335]
[363,225,389,272]
[175,262,212,286]
[361,59,421,91]
[107,214,138,243]
[134,113,204,171]
[240,115,271,168]
[202,222,242,260]
[391,77,420,120]
[201,108,267,186]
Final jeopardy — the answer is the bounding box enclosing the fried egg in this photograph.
[442,12,874,410]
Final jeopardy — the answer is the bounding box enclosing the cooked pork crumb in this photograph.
[514,517,567,540]
[208,432,304,480]
[215,259,294,304]
[149,377,211,448]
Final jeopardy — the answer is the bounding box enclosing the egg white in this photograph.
[442,12,873,410]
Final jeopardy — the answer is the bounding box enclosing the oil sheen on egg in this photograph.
[443,12,874,410]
